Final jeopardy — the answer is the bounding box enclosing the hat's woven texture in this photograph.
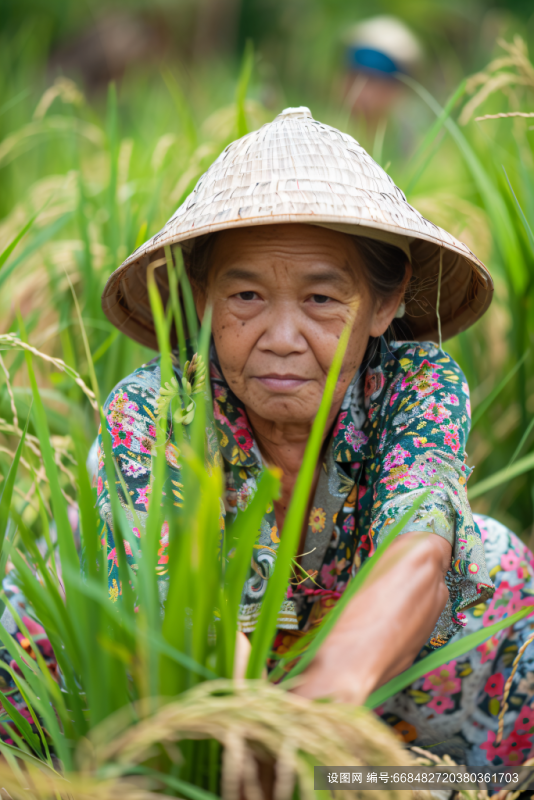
[102,107,493,350]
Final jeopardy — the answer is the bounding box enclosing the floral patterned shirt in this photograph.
[96,338,494,649]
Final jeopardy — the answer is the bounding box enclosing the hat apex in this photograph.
[102,107,493,351]
[275,106,313,121]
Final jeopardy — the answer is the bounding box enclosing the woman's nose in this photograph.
[257,306,308,356]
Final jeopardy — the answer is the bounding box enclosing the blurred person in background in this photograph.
[343,15,423,132]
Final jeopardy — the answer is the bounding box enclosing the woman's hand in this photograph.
[292,531,452,706]
[234,631,252,680]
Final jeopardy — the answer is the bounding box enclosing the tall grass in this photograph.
[1,33,534,796]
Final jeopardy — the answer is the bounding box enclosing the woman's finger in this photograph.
[233,631,252,680]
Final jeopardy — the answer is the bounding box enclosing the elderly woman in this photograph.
[98,108,534,767]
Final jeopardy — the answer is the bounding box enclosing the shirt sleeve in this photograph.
[367,341,494,648]
[96,360,180,602]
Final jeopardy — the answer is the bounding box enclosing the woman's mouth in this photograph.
[254,374,310,392]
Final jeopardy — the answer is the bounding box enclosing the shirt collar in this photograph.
[332,369,373,463]
[210,357,262,468]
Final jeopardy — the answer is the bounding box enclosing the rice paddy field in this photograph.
[2,1,534,796]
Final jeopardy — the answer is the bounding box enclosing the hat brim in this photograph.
[102,214,493,351]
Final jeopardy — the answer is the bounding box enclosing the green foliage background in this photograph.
[0,0,534,791]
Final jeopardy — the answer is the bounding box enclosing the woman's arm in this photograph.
[292,531,452,705]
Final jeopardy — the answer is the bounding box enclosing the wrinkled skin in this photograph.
[194,223,399,436]
[193,223,451,708]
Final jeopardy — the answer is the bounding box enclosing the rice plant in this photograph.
[1,31,534,798]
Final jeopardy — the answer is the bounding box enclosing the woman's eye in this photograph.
[236,291,257,301]
[312,294,331,304]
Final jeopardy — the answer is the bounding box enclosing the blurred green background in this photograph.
[2,0,534,544]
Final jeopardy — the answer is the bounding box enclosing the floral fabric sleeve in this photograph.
[96,360,180,600]
[368,341,494,647]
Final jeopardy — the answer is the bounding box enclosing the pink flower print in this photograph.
[383,444,410,470]
[158,521,169,565]
[401,360,443,399]
[160,521,169,543]
[344,423,369,452]
[320,560,338,590]
[482,603,507,628]
[441,422,460,454]
[484,672,504,698]
[19,616,54,659]
[389,391,399,407]
[480,730,507,764]
[136,485,151,510]
[234,428,253,454]
[149,424,156,438]
[422,661,461,695]
[514,705,534,736]
[493,579,518,600]
[108,541,132,568]
[380,464,410,491]
[125,461,146,478]
[477,634,501,664]
[111,425,132,449]
[413,437,438,448]
[133,527,141,538]
[501,550,521,571]
[233,408,250,431]
[444,393,459,406]
[403,473,422,490]
[213,398,234,429]
[493,581,525,615]
[333,411,347,438]
[501,549,524,578]
[97,476,104,496]
[212,382,227,402]
[481,730,532,766]
[465,397,471,418]
[423,402,450,424]
[5,695,36,724]
[427,695,454,714]
[109,391,128,413]
[342,514,355,535]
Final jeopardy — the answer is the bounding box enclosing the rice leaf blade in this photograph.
[469,450,534,499]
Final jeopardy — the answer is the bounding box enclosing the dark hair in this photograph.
[182,229,407,291]
[350,236,408,301]
[350,235,413,342]
[179,234,217,289]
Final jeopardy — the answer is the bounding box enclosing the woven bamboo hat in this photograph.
[102,106,493,350]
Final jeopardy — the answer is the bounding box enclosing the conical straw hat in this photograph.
[102,106,493,350]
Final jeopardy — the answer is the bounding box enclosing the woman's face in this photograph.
[193,224,403,428]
